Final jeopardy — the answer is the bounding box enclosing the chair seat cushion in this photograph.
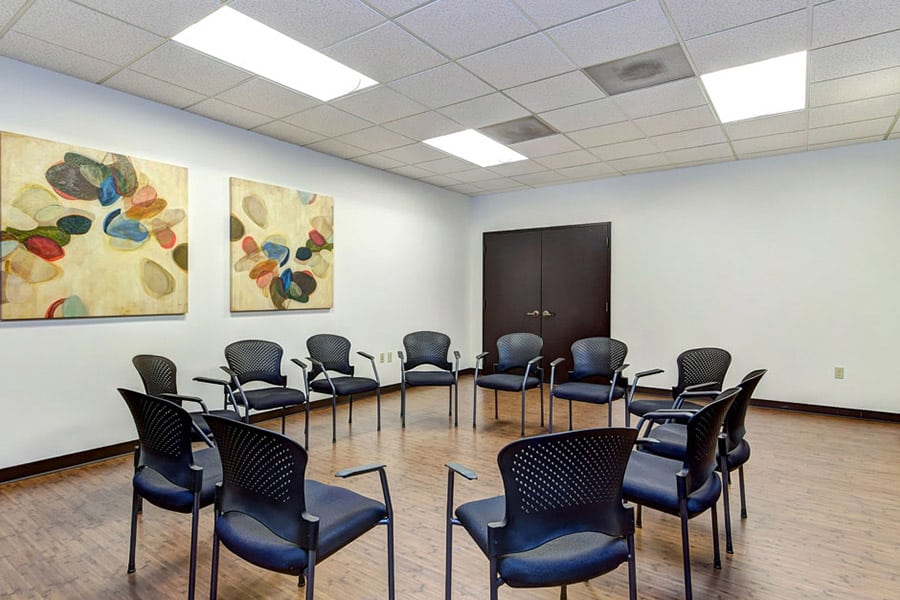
[455,496,629,588]
[552,381,625,404]
[242,387,306,411]
[405,370,454,387]
[725,440,750,470]
[476,373,541,392]
[133,447,221,512]
[642,423,687,461]
[622,451,720,517]
[628,398,703,417]
[310,377,378,396]
[216,511,309,575]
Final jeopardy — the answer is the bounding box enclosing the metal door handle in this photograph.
[526,310,540,317]
[542,310,554,317]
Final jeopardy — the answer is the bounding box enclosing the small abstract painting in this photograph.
[0,132,188,320]
[230,177,333,312]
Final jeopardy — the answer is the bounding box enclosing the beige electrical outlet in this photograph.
[834,367,844,379]
[387,351,392,363]
[379,352,385,363]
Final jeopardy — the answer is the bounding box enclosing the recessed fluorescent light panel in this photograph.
[174,7,377,102]
[701,51,807,123]
[424,130,527,167]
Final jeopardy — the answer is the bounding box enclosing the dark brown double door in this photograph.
[482,223,611,383]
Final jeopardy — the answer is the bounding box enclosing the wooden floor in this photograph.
[1,377,898,599]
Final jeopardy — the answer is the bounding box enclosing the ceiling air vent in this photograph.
[585,44,695,95]
[478,116,557,145]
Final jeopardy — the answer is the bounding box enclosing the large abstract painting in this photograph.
[0,132,188,320]
[230,177,333,312]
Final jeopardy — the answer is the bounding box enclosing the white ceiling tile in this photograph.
[439,93,529,129]
[229,0,385,50]
[216,78,320,119]
[732,130,807,154]
[352,153,405,170]
[305,138,369,159]
[74,0,222,37]
[666,142,734,164]
[808,135,885,151]
[445,182,483,194]
[453,168,508,182]
[504,71,605,113]
[809,67,900,107]
[488,160,546,176]
[252,121,326,146]
[283,105,372,137]
[13,0,163,65]
[323,22,446,83]
[608,152,670,172]
[891,130,900,139]
[335,125,413,152]
[389,63,494,109]
[634,105,718,136]
[567,121,645,148]
[508,134,580,157]
[459,34,575,90]
[547,0,677,67]
[381,142,448,163]
[723,110,808,140]
[397,0,536,59]
[513,170,569,186]
[388,164,433,178]
[612,77,707,119]
[664,0,807,39]
[417,156,475,173]
[808,94,900,129]
[188,98,271,130]
[104,69,205,109]
[650,125,728,151]
[0,30,118,82]
[809,29,900,82]
[382,111,462,139]
[686,10,808,74]
[539,98,626,132]
[737,145,806,160]
[362,0,431,18]
[333,86,427,123]
[812,0,900,48]
[807,117,894,144]
[1,1,25,29]
[130,42,252,96]
[512,0,623,29]
[418,173,463,187]
[474,177,528,192]
[535,150,597,169]
[555,162,618,180]
[591,138,659,160]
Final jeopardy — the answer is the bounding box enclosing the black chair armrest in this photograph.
[159,392,209,413]
[337,463,393,519]
[290,358,308,373]
[336,463,387,479]
[615,363,630,374]
[634,368,664,379]
[453,350,461,376]
[634,437,659,447]
[357,351,381,386]
[193,375,230,387]
[446,462,478,481]
[549,358,565,388]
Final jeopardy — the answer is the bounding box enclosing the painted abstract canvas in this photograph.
[0,132,188,320]
[230,177,333,312]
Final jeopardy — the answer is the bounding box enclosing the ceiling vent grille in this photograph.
[585,44,695,95]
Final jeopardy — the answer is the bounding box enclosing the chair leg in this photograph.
[560,584,567,600]
[306,551,317,600]
[209,528,220,599]
[376,388,382,432]
[539,384,544,427]
[332,394,337,444]
[568,399,573,431]
[304,401,310,450]
[636,504,642,528]
[711,502,721,570]
[128,488,140,574]
[627,533,637,600]
[188,492,200,600]
[448,385,452,417]
[494,390,498,419]
[472,384,477,429]
[349,394,353,424]
[444,522,453,600]
[720,466,734,554]
[520,389,526,436]
[401,383,406,428]
[453,383,458,428]
[679,500,693,600]
[548,392,555,433]
[607,400,613,427]
[386,516,395,599]
[281,408,286,435]
[739,466,748,518]
[490,556,500,600]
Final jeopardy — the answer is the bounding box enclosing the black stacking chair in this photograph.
[626,347,731,426]
[548,337,629,432]
[132,354,241,441]
[399,330,461,427]
[622,389,739,600]
[204,415,395,600]
[305,334,381,443]
[635,369,767,552]
[445,428,638,600]
[473,332,543,436]
[119,388,222,600]
[201,339,307,444]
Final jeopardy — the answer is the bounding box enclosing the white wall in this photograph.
[0,57,470,468]
[469,139,900,413]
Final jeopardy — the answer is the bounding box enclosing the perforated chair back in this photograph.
[119,388,196,489]
[494,427,637,555]
[224,340,288,387]
[674,347,731,397]
[307,334,354,380]
[496,332,543,373]
[402,331,452,371]
[132,354,179,398]
[683,388,739,494]
[205,415,313,548]
[570,337,627,381]
[725,370,767,452]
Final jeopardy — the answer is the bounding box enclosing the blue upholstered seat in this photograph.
[310,375,378,396]
[474,373,541,392]
[623,451,721,516]
[132,446,221,513]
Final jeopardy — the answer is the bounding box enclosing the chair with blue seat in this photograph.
[118,388,222,600]
[305,333,381,443]
[398,330,461,427]
[622,388,739,600]
[473,332,544,436]
[444,427,638,600]
[548,337,629,432]
[204,414,395,600]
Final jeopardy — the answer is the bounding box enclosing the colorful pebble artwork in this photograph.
[0,132,188,320]
[229,177,333,311]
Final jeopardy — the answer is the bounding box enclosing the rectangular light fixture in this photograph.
[701,51,807,123]
[173,7,377,102]
[423,130,527,167]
